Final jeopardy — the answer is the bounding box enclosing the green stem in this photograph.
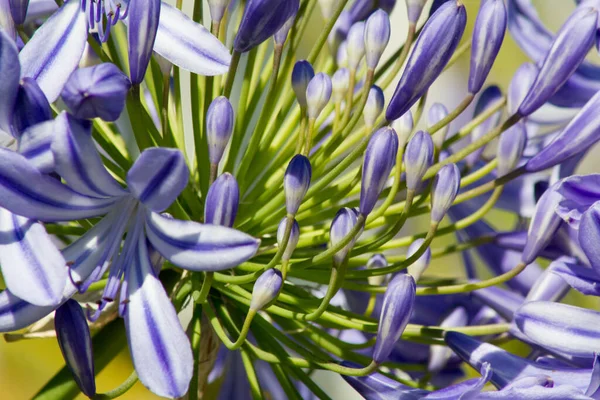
[204,304,256,350]
[304,258,348,321]
[223,51,242,98]
[93,371,138,400]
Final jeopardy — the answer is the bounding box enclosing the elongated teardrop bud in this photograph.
[292,60,315,109]
[250,269,283,311]
[367,254,389,286]
[55,300,96,398]
[526,90,600,172]
[497,122,526,176]
[346,22,366,71]
[332,68,350,104]
[373,274,416,364]
[62,63,131,122]
[9,0,29,25]
[128,0,161,85]
[508,63,537,115]
[404,131,434,191]
[277,217,300,260]
[391,110,414,145]
[427,103,449,149]
[208,0,230,24]
[406,0,427,24]
[466,85,503,167]
[207,96,235,166]
[306,72,332,120]
[406,238,431,281]
[204,173,239,227]
[330,207,360,265]
[364,85,384,128]
[234,0,300,53]
[431,163,461,224]
[517,7,598,116]
[274,13,296,45]
[12,77,52,136]
[364,10,391,70]
[468,0,507,94]
[360,127,398,216]
[284,155,312,215]
[386,1,466,121]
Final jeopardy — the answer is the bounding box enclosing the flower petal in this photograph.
[153,2,230,76]
[0,207,66,306]
[556,174,600,229]
[19,0,88,102]
[424,363,490,399]
[51,112,126,198]
[0,28,20,134]
[127,0,161,84]
[513,301,600,359]
[0,148,116,221]
[127,148,188,212]
[145,211,260,271]
[17,119,55,173]
[580,201,600,273]
[550,257,600,297]
[124,234,193,398]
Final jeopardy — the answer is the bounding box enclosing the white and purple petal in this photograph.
[0,28,20,134]
[17,119,55,173]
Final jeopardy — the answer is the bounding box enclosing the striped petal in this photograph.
[424,363,490,399]
[145,211,260,272]
[445,331,593,390]
[127,0,161,85]
[556,175,600,229]
[341,363,428,400]
[0,148,116,221]
[513,301,600,359]
[153,2,230,76]
[550,257,600,297]
[19,0,88,103]
[127,148,188,212]
[17,119,55,173]
[580,201,600,273]
[124,233,193,398]
[0,207,66,306]
[51,112,126,198]
[0,28,20,134]
[0,0,16,41]
[0,212,115,331]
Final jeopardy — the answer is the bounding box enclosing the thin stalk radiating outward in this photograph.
[193,272,214,304]
[304,258,349,321]
[127,85,156,154]
[429,93,475,137]
[204,304,256,350]
[378,23,416,90]
[307,0,349,64]
[188,305,202,400]
[93,371,138,400]
[223,51,242,98]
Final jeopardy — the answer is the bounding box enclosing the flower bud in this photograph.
[128,0,161,85]
[364,85,384,128]
[208,0,230,24]
[332,68,350,104]
[497,122,527,176]
[337,40,349,67]
[468,0,507,94]
[360,127,398,216]
[431,163,461,224]
[364,10,391,70]
[292,60,315,109]
[508,63,537,115]
[346,21,366,71]
[526,90,600,173]
[12,77,52,136]
[61,63,131,122]
[318,0,339,20]
[427,102,449,149]
[386,1,466,121]
[373,274,416,364]
[206,96,235,165]
[306,72,332,120]
[234,0,300,53]
[284,155,312,215]
[522,183,563,265]
[367,254,389,286]
[9,0,29,25]
[465,85,503,167]
[517,7,598,116]
[404,130,434,191]
[391,110,414,145]
[405,0,427,24]
[54,300,96,398]
[277,217,300,260]
[274,13,296,45]
[250,269,283,311]
[204,173,240,227]
[330,207,360,265]
[406,238,431,281]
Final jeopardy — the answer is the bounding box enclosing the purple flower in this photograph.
[284,155,312,215]
[207,96,235,166]
[469,0,507,94]
[428,102,449,149]
[12,77,52,136]
[386,1,466,121]
[497,122,527,176]
[306,72,332,120]
[431,163,461,223]
[292,60,315,109]
[277,217,300,260]
[61,63,131,122]
[332,68,350,104]
[330,207,360,265]
[364,10,391,69]
[233,0,300,53]
[346,21,366,71]
[405,0,427,24]
[507,63,537,115]
[208,0,229,23]
[404,130,434,191]
[204,173,240,227]
[360,127,398,216]
[406,238,431,281]
[364,85,385,127]
[250,269,283,311]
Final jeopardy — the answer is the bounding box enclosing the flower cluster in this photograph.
[2,0,600,399]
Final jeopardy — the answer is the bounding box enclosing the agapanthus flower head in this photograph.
[233,0,300,53]
[386,0,466,121]
[250,269,283,311]
[61,63,131,122]
[306,72,332,120]
[292,60,315,109]
[360,127,398,216]
[404,130,434,191]
[207,96,235,166]
[364,9,390,70]
[284,154,312,215]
